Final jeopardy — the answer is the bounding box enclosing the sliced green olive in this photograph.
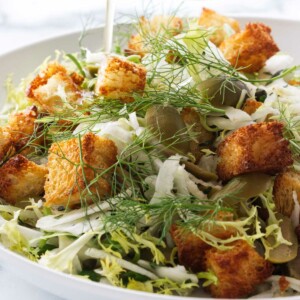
[198,75,250,108]
[180,107,214,162]
[211,173,272,206]
[268,214,298,263]
[145,105,190,154]
[183,160,218,181]
[86,65,99,77]
[287,247,300,279]
[180,108,214,145]
[162,148,217,181]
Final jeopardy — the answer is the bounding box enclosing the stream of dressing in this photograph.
[104,0,116,53]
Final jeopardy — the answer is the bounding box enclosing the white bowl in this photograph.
[0,17,300,300]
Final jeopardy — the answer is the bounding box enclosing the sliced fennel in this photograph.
[0,212,42,258]
[85,248,158,280]
[39,231,95,273]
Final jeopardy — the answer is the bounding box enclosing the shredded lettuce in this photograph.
[36,200,116,235]
[127,278,154,292]
[0,211,41,259]
[150,277,198,296]
[151,154,206,204]
[98,256,125,286]
[198,270,218,287]
[86,248,158,280]
[2,76,30,116]
[138,260,198,284]
[39,232,94,273]
[183,23,208,84]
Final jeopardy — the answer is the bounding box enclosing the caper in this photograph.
[268,214,298,264]
[255,88,267,102]
[198,76,250,108]
[82,259,98,270]
[145,105,190,154]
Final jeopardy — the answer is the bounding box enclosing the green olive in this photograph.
[162,148,217,181]
[268,214,298,263]
[287,248,300,279]
[183,160,218,181]
[86,65,99,77]
[180,108,214,162]
[198,76,250,108]
[145,105,190,154]
[211,173,272,207]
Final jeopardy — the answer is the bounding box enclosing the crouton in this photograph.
[127,15,183,57]
[217,121,292,182]
[127,34,147,57]
[95,56,146,103]
[219,23,279,73]
[44,133,117,207]
[0,154,47,204]
[0,128,15,164]
[204,240,273,298]
[0,106,42,163]
[150,15,183,36]
[198,8,240,46]
[273,170,300,217]
[242,98,263,115]
[170,211,236,272]
[7,106,41,151]
[27,63,83,114]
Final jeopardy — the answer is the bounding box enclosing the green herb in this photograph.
[66,53,86,77]
[79,270,102,282]
[121,271,150,285]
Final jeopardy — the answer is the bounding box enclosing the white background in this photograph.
[0,0,299,299]
[1,0,300,55]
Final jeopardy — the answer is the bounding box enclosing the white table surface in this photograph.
[0,0,300,299]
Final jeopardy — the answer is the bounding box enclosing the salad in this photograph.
[1,7,300,299]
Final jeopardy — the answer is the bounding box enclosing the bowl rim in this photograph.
[1,15,300,58]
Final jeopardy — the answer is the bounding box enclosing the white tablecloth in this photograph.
[0,0,299,299]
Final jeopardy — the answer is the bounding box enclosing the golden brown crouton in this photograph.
[217,121,293,182]
[273,170,300,217]
[170,211,236,272]
[127,34,148,57]
[219,23,279,73]
[0,128,15,164]
[198,8,240,46]
[44,133,117,207]
[242,98,263,115]
[0,106,42,163]
[204,240,273,298]
[7,106,41,151]
[127,15,183,57]
[27,63,83,114]
[95,56,146,103]
[0,154,47,204]
[150,15,183,36]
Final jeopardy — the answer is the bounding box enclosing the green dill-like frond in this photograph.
[103,195,230,240]
[275,101,300,159]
